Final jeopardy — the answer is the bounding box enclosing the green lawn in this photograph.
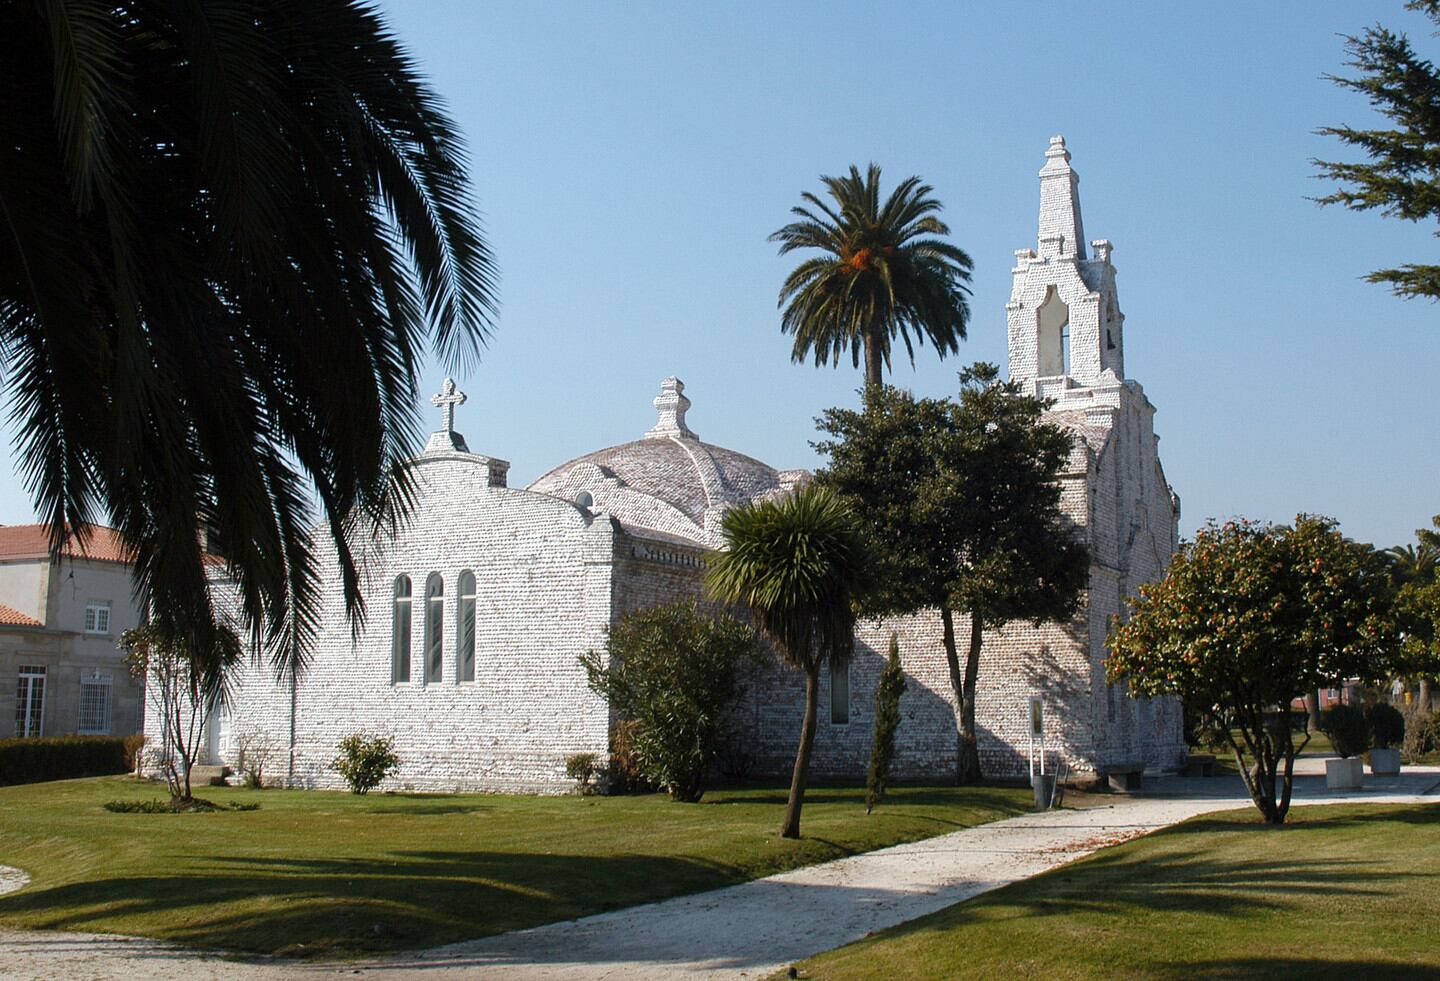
[789,801,1440,980]
[0,776,1029,958]
[1208,729,1334,777]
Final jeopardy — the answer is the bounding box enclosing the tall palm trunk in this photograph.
[863,331,884,389]
[781,666,821,839]
[1304,690,1322,732]
[1421,678,1434,713]
[941,609,985,785]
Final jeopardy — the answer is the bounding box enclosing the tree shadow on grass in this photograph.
[358,802,493,817]
[0,849,740,958]
[875,844,1429,963]
[704,789,1029,810]
[1172,959,1440,980]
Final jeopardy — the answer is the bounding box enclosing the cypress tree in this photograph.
[866,633,907,814]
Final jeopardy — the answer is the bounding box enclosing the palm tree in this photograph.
[1390,523,1440,711]
[771,164,973,389]
[1386,542,1440,584]
[0,1,497,690]
[706,484,868,839]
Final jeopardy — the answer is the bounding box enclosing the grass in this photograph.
[0,776,1029,958]
[1206,729,1333,777]
[787,801,1440,980]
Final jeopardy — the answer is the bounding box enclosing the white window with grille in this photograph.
[15,665,45,737]
[79,673,112,734]
[84,601,112,635]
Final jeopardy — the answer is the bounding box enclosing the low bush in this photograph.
[565,752,601,795]
[122,734,145,770]
[1402,707,1440,760]
[581,600,761,802]
[0,734,136,786]
[606,720,654,794]
[1321,704,1370,758]
[233,729,280,789]
[329,733,400,794]
[103,797,260,813]
[1366,703,1405,750]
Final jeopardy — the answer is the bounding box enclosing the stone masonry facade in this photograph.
[151,135,1183,792]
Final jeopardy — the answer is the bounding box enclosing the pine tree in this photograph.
[865,633,907,814]
[1315,1,1440,300]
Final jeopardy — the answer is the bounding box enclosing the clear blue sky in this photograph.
[2,1,1437,548]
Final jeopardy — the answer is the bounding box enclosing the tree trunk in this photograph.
[1304,690,1321,732]
[781,666,820,839]
[863,332,884,390]
[959,613,984,785]
[1420,678,1434,714]
[941,609,984,785]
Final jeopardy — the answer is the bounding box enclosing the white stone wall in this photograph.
[161,450,623,793]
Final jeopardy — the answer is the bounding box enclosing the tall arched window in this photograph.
[457,570,476,683]
[830,657,850,725]
[424,573,444,684]
[392,576,412,683]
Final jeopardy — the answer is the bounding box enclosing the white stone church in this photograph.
[160,137,1184,791]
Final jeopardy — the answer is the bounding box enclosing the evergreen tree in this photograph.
[816,365,1088,785]
[1315,1,1440,300]
[865,632,906,814]
[1108,516,1401,824]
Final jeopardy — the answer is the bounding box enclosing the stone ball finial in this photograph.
[645,376,698,440]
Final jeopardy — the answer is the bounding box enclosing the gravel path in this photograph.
[1,766,1436,981]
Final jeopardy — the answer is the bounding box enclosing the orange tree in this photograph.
[1107,516,1400,824]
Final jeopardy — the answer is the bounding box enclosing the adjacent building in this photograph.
[0,525,143,739]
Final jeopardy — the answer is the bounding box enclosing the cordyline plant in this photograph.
[1107,516,1400,824]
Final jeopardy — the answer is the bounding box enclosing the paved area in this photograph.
[1,763,1436,980]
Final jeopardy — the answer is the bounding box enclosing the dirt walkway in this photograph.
[2,767,1436,980]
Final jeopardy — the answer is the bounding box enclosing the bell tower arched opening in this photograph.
[1036,285,1070,377]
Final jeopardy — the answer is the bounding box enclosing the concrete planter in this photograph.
[1369,748,1401,776]
[1325,757,1364,790]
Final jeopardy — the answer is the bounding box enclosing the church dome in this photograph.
[527,377,806,548]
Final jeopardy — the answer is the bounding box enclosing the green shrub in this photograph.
[329,734,400,794]
[103,797,260,813]
[581,600,762,802]
[1402,707,1440,760]
[565,752,601,795]
[0,734,135,786]
[122,733,145,770]
[606,720,655,794]
[1367,703,1405,750]
[1321,704,1370,758]
[866,633,906,814]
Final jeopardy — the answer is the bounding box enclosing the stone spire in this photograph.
[424,377,470,453]
[644,376,698,440]
[1037,135,1085,261]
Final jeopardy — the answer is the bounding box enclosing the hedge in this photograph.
[0,734,142,786]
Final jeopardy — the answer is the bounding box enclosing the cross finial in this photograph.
[431,377,467,434]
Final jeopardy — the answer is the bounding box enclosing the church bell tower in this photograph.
[1007,136,1125,394]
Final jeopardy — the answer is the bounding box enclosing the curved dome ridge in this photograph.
[669,435,727,509]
